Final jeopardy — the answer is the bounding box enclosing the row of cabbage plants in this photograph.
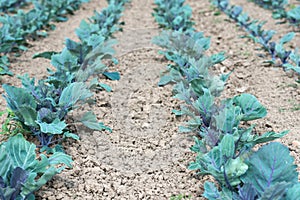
[0,0,128,199]
[0,0,32,12]
[211,0,300,82]
[0,0,89,76]
[153,0,300,199]
[249,0,300,27]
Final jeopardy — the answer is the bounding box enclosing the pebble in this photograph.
[292,141,300,149]
[236,87,248,93]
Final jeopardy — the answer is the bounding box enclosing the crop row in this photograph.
[0,0,128,199]
[0,0,31,12]
[0,0,89,76]
[249,0,300,27]
[211,0,300,82]
[153,0,300,198]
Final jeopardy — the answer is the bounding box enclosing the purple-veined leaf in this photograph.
[241,142,298,195]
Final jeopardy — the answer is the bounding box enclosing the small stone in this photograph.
[142,123,150,128]
[236,87,248,93]
[292,141,300,149]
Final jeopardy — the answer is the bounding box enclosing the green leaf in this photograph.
[223,157,248,186]
[2,84,38,127]
[32,51,58,59]
[98,122,112,133]
[260,182,290,200]
[59,82,93,108]
[48,152,73,169]
[279,32,295,45]
[172,109,185,116]
[17,106,38,127]
[51,48,78,70]
[250,130,289,145]
[21,167,57,197]
[65,38,81,52]
[37,118,67,134]
[192,87,214,120]
[233,93,267,121]
[214,105,242,134]
[188,161,201,171]
[286,183,300,200]
[219,134,235,158]
[241,142,298,195]
[190,136,207,153]
[0,187,15,200]
[158,75,173,86]
[80,111,111,132]
[203,182,221,200]
[103,71,120,80]
[0,146,13,183]
[88,78,112,92]
[211,52,226,64]
[99,83,112,92]
[63,132,80,140]
[178,125,193,133]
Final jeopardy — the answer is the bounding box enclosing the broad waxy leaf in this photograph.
[59,82,93,108]
[241,142,298,195]
[48,152,73,169]
[287,6,300,26]
[232,93,267,121]
[51,48,79,71]
[37,118,67,135]
[3,84,38,127]
[286,183,300,200]
[190,144,247,187]
[98,83,112,92]
[259,182,290,200]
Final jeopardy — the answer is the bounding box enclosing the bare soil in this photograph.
[0,0,299,199]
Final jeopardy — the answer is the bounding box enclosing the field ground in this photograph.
[0,0,299,199]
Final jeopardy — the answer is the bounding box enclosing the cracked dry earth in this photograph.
[0,0,300,199]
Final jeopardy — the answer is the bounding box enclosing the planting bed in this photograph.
[0,0,299,199]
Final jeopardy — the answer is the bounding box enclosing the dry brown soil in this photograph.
[0,0,299,199]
